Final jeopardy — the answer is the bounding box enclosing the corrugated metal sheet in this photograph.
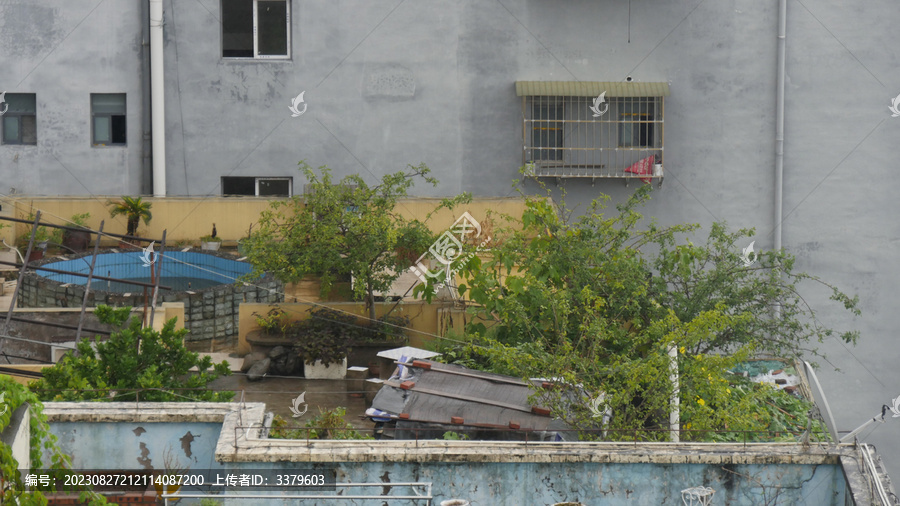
[515,81,670,97]
[370,361,556,431]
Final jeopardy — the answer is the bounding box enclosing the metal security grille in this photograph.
[517,81,667,180]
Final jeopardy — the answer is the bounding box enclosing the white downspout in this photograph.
[150,0,166,196]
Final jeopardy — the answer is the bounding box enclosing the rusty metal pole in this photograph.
[148,231,166,329]
[75,220,104,342]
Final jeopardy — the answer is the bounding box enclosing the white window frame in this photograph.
[223,0,291,60]
[222,176,292,196]
[256,177,292,196]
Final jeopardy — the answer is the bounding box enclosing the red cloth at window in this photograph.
[624,155,655,184]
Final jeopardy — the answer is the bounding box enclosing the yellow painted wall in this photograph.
[0,196,528,248]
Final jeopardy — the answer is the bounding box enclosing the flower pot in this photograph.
[304,357,348,379]
[201,241,221,251]
[62,229,91,252]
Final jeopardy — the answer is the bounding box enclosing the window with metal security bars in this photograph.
[517,81,669,180]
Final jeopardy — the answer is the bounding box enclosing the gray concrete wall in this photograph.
[3,0,900,481]
[0,1,145,195]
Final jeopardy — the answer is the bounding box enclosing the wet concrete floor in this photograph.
[207,373,373,431]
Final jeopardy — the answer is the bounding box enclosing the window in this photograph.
[223,176,292,196]
[222,0,290,59]
[530,100,564,162]
[2,93,37,145]
[91,94,126,146]
[619,99,655,148]
[517,81,668,179]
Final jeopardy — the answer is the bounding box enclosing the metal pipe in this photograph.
[773,0,786,320]
[774,0,786,251]
[150,0,166,196]
[141,0,153,194]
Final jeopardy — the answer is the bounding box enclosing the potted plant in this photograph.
[200,223,221,251]
[246,306,297,350]
[292,307,352,379]
[108,196,152,246]
[62,212,92,253]
[15,212,62,261]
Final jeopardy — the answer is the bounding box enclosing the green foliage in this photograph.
[431,183,858,441]
[107,196,152,236]
[252,307,292,335]
[442,431,470,440]
[70,212,91,229]
[16,211,62,248]
[244,161,467,320]
[31,305,233,402]
[292,308,354,366]
[0,377,109,505]
[269,408,372,440]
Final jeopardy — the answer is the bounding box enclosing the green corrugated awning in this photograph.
[515,81,670,97]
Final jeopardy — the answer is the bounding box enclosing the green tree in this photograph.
[425,183,855,441]
[31,306,233,402]
[107,196,152,237]
[244,162,457,321]
[0,376,108,505]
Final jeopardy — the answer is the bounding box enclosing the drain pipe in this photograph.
[141,0,152,194]
[773,0,786,319]
[150,0,166,196]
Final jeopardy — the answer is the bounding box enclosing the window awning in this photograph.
[515,81,670,97]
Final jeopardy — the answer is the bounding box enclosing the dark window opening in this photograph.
[223,176,292,196]
[530,101,564,162]
[222,0,289,58]
[222,0,254,57]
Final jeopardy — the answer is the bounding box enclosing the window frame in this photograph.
[1,93,37,146]
[519,84,666,180]
[221,0,291,60]
[529,99,565,162]
[90,93,127,147]
[222,176,293,196]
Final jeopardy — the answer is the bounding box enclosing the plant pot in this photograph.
[304,357,348,379]
[26,249,43,263]
[62,229,91,252]
[201,241,221,251]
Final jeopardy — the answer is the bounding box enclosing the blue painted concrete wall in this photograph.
[50,421,224,472]
[47,421,847,505]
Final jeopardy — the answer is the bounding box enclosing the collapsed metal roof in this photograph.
[369,359,575,439]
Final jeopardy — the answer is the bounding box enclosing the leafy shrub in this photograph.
[269,407,372,440]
